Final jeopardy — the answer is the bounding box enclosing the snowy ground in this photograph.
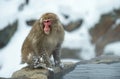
[0,0,120,77]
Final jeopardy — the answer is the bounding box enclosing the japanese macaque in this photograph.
[21,13,65,69]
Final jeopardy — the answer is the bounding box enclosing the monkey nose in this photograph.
[44,20,50,23]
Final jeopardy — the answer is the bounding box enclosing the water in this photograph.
[64,63,120,79]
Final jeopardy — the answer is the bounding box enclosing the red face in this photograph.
[43,19,52,35]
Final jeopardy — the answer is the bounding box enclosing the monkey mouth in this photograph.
[45,31,50,35]
[44,25,51,35]
[43,20,52,35]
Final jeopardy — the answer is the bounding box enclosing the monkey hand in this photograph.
[32,56,46,68]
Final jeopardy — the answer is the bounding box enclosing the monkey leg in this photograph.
[21,51,30,64]
[53,45,64,68]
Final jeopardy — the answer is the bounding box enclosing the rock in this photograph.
[95,24,120,56]
[18,0,29,11]
[64,19,83,32]
[90,13,116,44]
[0,20,18,49]
[25,0,29,5]
[89,8,120,56]
[61,48,81,59]
[12,67,48,79]
[79,55,120,64]
[91,55,120,64]
[26,19,36,26]
[62,13,69,19]
[114,9,120,18]
[12,62,76,79]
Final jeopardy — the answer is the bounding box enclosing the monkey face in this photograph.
[43,19,51,35]
[40,13,58,35]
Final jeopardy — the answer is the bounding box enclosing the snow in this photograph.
[61,59,80,64]
[104,42,120,56]
[0,0,23,30]
[111,19,120,29]
[0,0,120,77]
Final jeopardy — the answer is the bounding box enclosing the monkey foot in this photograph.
[59,63,64,69]
[54,62,64,69]
[34,63,54,71]
[34,63,46,68]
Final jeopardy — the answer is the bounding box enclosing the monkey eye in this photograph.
[43,19,51,23]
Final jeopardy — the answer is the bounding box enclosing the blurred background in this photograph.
[0,0,120,77]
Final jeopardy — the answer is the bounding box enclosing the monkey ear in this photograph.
[40,18,43,23]
[38,19,44,31]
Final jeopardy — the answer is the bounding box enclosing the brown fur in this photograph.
[21,13,64,68]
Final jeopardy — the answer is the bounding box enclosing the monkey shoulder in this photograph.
[58,27,65,42]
